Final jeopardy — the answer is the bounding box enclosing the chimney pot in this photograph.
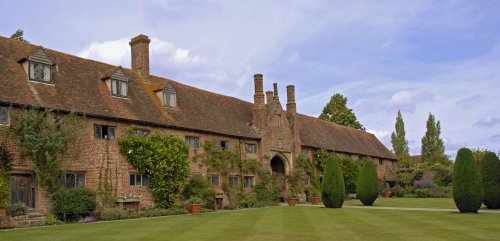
[273,83,279,100]
[286,85,296,114]
[253,73,265,108]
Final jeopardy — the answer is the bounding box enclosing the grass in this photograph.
[1,204,499,241]
[344,198,457,209]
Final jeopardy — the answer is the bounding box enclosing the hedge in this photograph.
[452,148,483,213]
[321,154,345,208]
[357,160,379,206]
[480,151,500,209]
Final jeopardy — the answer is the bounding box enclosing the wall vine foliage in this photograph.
[118,133,190,208]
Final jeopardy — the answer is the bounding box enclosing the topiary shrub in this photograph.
[357,160,379,206]
[452,148,483,213]
[321,154,345,208]
[51,187,96,221]
[480,151,500,209]
[342,157,359,194]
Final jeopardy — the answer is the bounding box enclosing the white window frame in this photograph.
[130,173,148,186]
[244,176,254,189]
[94,124,116,140]
[110,78,128,98]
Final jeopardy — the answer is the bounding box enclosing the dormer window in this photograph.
[105,68,130,98]
[163,83,177,108]
[25,48,53,83]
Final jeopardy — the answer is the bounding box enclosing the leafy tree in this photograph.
[391,110,411,167]
[357,160,379,206]
[119,133,190,208]
[452,148,483,213]
[319,93,365,130]
[321,154,345,208]
[480,152,500,209]
[9,107,81,194]
[342,157,359,194]
[10,29,29,43]
[421,113,447,164]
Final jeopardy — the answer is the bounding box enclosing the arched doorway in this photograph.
[270,155,286,202]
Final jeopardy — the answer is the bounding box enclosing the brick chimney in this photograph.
[273,83,279,100]
[286,85,296,114]
[130,34,151,80]
[266,91,273,104]
[253,73,265,129]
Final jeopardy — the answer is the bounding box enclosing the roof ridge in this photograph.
[297,113,374,136]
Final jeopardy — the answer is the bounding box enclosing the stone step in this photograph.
[27,212,45,218]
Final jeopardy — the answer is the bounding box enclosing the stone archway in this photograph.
[270,155,286,201]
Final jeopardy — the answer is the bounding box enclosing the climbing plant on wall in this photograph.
[0,143,12,208]
[118,133,190,208]
[9,107,81,195]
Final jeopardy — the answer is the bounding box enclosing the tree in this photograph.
[452,148,483,213]
[391,110,411,167]
[356,160,379,206]
[319,93,365,130]
[10,29,29,43]
[342,157,359,194]
[9,107,81,194]
[321,154,345,208]
[421,113,447,164]
[480,152,500,209]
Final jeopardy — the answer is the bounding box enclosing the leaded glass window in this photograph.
[244,176,254,188]
[29,61,51,82]
[111,79,128,97]
[0,107,8,125]
[163,83,177,108]
[65,172,85,189]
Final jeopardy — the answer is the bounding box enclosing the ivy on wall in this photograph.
[118,133,190,208]
[9,107,81,194]
[0,143,11,208]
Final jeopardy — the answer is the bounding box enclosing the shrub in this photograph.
[140,207,188,217]
[414,188,430,198]
[237,192,256,208]
[182,174,216,205]
[119,133,190,208]
[396,172,415,187]
[253,175,279,205]
[51,188,97,221]
[452,148,483,213]
[342,157,359,194]
[356,160,379,206]
[0,170,9,209]
[46,214,58,225]
[7,202,27,216]
[100,208,138,221]
[391,186,405,197]
[321,154,345,208]
[413,179,434,189]
[480,151,500,209]
[430,163,453,186]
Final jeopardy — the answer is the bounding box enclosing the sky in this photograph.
[1,0,499,157]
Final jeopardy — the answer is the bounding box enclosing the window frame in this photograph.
[64,172,85,189]
[131,129,150,136]
[245,143,256,154]
[28,60,51,83]
[218,141,229,150]
[185,136,200,148]
[300,147,308,157]
[229,176,239,188]
[379,159,383,166]
[163,91,177,108]
[0,106,9,125]
[129,173,148,187]
[110,78,129,98]
[94,124,116,140]
[207,175,220,186]
[243,176,254,189]
[275,114,281,126]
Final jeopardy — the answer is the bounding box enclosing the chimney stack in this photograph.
[266,91,273,104]
[273,83,279,100]
[253,73,265,107]
[286,85,296,114]
[130,34,151,80]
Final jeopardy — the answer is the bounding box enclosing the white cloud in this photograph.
[367,129,390,140]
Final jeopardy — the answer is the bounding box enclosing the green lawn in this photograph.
[344,198,457,209]
[1,205,499,241]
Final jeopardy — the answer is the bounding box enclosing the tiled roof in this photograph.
[297,114,397,160]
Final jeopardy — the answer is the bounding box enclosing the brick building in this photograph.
[0,35,396,213]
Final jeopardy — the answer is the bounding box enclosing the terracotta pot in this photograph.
[382,191,391,198]
[287,198,298,206]
[190,204,203,215]
[310,197,320,205]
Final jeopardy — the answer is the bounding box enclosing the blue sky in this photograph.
[1,0,499,156]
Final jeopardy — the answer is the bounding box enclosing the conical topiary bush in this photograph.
[356,160,379,206]
[321,154,345,208]
[452,148,483,213]
[480,151,500,209]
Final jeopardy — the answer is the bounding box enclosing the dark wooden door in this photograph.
[10,174,36,209]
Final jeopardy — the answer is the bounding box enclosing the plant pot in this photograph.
[382,191,391,198]
[287,198,298,206]
[310,197,320,205]
[190,204,203,215]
